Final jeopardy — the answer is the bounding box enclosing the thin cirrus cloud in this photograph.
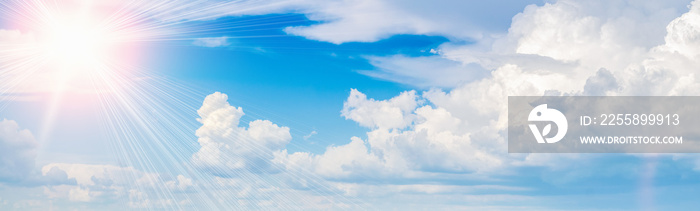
[192,36,231,48]
[282,0,542,44]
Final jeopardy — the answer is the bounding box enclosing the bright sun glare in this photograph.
[19,1,145,92]
[42,18,113,69]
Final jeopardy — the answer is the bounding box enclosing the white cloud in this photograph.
[332,183,529,197]
[505,0,687,70]
[341,89,418,129]
[275,86,536,179]
[0,119,38,182]
[283,0,432,44]
[41,163,146,188]
[209,175,358,210]
[68,186,91,202]
[582,68,619,95]
[11,200,43,209]
[106,0,539,44]
[193,36,231,47]
[303,130,317,140]
[275,137,385,179]
[191,92,291,175]
[283,0,541,44]
[343,0,693,90]
[659,0,700,59]
[424,64,575,131]
[7,0,700,209]
[165,175,193,191]
[273,0,700,186]
[127,189,175,209]
[272,61,627,182]
[360,55,488,88]
[40,163,191,207]
[88,0,547,48]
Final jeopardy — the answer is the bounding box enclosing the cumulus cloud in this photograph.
[583,68,618,95]
[273,0,700,186]
[41,163,147,188]
[274,60,636,183]
[191,92,291,175]
[41,163,153,203]
[40,163,192,207]
[155,0,693,96]
[341,89,418,129]
[165,175,193,191]
[68,186,91,202]
[7,0,700,208]
[275,87,533,180]
[0,119,38,182]
[346,0,694,90]
[119,0,700,206]
[507,0,676,64]
[661,0,700,59]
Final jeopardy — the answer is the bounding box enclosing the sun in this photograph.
[16,0,149,92]
[2,0,169,93]
[40,16,115,71]
[45,21,107,64]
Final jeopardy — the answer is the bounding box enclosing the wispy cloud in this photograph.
[303,130,317,140]
[192,36,230,47]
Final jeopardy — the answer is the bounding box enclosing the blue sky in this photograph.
[1,0,700,210]
[145,17,450,152]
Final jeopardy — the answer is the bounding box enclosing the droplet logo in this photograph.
[528,104,568,143]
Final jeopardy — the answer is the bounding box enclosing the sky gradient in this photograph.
[1,0,700,210]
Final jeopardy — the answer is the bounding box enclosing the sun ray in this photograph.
[0,0,370,209]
